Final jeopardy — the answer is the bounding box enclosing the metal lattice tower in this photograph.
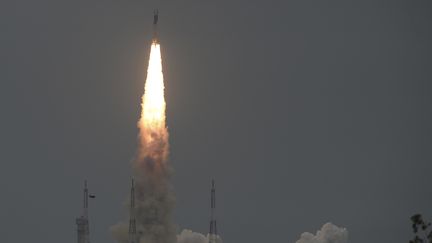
[128,179,137,243]
[76,180,90,243]
[209,179,218,243]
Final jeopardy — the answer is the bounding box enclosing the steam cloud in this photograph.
[177,230,223,243]
[295,223,348,243]
[177,230,208,243]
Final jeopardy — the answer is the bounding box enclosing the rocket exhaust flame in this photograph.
[111,40,176,243]
[137,43,168,164]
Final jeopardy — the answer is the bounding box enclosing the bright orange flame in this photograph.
[139,43,166,135]
[136,42,169,166]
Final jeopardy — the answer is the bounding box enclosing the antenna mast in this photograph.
[76,180,90,243]
[209,179,218,243]
[128,179,137,243]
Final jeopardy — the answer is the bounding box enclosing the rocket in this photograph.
[153,9,158,25]
[152,9,159,43]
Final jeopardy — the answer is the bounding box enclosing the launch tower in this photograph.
[128,179,137,243]
[209,180,218,243]
[76,181,90,243]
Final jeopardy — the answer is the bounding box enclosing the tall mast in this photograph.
[128,178,137,243]
[76,180,90,243]
[209,179,217,243]
[83,180,89,218]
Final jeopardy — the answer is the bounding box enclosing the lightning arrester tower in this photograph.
[76,180,90,243]
[128,178,137,243]
[209,179,218,243]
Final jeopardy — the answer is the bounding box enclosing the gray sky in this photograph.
[1,1,431,243]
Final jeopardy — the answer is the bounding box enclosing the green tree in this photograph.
[410,214,432,243]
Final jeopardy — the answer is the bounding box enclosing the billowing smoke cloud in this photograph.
[177,229,223,243]
[295,223,348,243]
[177,230,207,243]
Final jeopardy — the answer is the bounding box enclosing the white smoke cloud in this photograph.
[295,223,348,243]
[176,229,223,243]
[177,230,208,243]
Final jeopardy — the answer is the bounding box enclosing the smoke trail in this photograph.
[111,42,176,243]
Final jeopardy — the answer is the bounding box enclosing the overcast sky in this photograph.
[1,1,431,243]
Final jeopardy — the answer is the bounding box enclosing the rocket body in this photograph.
[153,9,159,43]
